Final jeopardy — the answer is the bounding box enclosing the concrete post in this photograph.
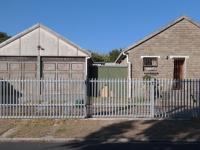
[150,79,155,118]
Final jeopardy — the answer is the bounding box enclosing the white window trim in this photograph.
[141,56,160,58]
[169,56,189,59]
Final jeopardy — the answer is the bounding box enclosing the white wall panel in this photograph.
[0,24,90,57]
[59,39,78,56]
[0,39,20,55]
[78,50,88,57]
[21,29,39,56]
[40,28,58,56]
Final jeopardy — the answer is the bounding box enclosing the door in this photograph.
[173,58,185,89]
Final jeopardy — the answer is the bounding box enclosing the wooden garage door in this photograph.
[0,57,37,79]
[42,58,85,80]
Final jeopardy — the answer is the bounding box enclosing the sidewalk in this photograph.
[0,119,200,142]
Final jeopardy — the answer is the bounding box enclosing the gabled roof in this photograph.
[0,23,91,56]
[115,16,200,63]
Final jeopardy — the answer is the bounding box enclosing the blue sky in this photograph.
[0,0,200,53]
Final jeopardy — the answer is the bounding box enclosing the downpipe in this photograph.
[85,57,91,118]
[123,52,131,98]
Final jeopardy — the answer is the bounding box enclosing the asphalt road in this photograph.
[0,141,200,150]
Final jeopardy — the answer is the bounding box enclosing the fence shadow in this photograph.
[0,81,22,104]
[57,120,137,150]
[56,106,200,150]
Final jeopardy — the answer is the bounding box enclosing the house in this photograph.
[0,23,91,80]
[115,16,200,80]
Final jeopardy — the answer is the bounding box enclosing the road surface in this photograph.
[0,141,200,150]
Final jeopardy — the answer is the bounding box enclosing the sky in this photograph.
[0,0,200,53]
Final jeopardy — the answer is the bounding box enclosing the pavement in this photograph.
[1,119,200,149]
[1,119,200,141]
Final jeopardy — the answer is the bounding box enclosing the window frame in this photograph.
[143,57,158,68]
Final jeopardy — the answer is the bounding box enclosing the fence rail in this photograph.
[0,78,200,119]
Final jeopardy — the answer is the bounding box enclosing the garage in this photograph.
[0,24,91,118]
[0,23,91,80]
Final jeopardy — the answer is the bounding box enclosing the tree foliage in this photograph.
[91,49,122,62]
[91,52,107,62]
[109,49,122,62]
[0,32,10,43]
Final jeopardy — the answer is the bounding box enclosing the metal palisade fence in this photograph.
[0,78,86,118]
[88,79,154,118]
[88,79,200,119]
[0,78,200,119]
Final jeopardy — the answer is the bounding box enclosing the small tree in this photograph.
[91,49,122,62]
[0,32,10,43]
[91,52,105,62]
[143,74,154,80]
[108,49,122,62]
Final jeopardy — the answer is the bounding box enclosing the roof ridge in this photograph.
[0,23,40,48]
[39,24,91,56]
[0,23,91,56]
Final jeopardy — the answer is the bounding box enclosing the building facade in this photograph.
[0,24,91,80]
[116,16,200,80]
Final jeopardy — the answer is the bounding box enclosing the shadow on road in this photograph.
[2,141,200,150]
[54,118,200,150]
[56,141,200,150]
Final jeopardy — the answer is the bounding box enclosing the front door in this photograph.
[173,58,185,89]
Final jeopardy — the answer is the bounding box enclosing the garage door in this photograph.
[41,58,86,106]
[0,57,37,105]
[0,57,37,79]
[42,58,85,80]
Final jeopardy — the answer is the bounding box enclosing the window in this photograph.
[143,57,158,67]
[143,57,158,74]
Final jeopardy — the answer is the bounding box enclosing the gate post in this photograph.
[150,79,155,118]
[85,79,91,118]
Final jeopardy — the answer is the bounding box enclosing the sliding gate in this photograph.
[88,79,154,118]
